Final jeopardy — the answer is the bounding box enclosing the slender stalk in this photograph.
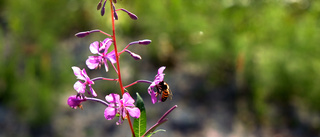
[142,105,178,137]
[99,30,112,37]
[123,80,153,89]
[86,97,109,107]
[91,77,118,81]
[109,1,135,136]
[109,0,125,95]
[126,111,135,136]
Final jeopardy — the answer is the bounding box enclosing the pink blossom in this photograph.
[67,95,87,109]
[86,38,117,72]
[72,66,97,97]
[104,92,140,125]
[148,66,166,104]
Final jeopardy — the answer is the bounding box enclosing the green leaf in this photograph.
[133,92,147,137]
[146,129,166,137]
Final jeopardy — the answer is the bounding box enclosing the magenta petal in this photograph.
[67,95,86,109]
[103,58,109,72]
[123,92,135,105]
[158,66,166,75]
[148,87,157,104]
[101,38,113,52]
[74,81,86,94]
[105,93,120,103]
[89,85,97,97]
[89,41,100,54]
[106,50,117,64]
[104,107,117,120]
[126,107,140,118]
[154,75,164,85]
[86,56,102,69]
[81,69,89,79]
[72,66,85,80]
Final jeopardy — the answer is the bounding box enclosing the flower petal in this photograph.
[104,107,117,120]
[105,93,120,103]
[106,50,117,64]
[126,107,140,118]
[86,56,102,69]
[74,81,86,94]
[81,68,90,80]
[72,66,85,80]
[123,92,135,105]
[89,85,97,97]
[158,66,166,75]
[148,87,158,104]
[89,41,100,54]
[101,58,109,72]
[101,38,113,52]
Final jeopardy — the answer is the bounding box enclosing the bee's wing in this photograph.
[168,89,173,100]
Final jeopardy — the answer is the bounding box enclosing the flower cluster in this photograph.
[67,0,177,136]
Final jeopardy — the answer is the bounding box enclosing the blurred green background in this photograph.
[1,0,320,136]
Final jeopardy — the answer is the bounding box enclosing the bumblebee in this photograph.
[155,81,172,102]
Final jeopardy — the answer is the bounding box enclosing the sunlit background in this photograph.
[1,0,320,136]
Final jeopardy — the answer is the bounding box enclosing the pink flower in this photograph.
[104,92,140,125]
[148,66,166,104]
[67,95,87,109]
[86,38,117,72]
[72,66,97,97]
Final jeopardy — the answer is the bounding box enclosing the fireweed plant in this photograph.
[67,0,177,136]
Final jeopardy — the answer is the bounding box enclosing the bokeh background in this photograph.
[1,0,320,137]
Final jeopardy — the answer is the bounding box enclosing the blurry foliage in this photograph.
[0,0,320,135]
[123,0,320,131]
[0,0,90,126]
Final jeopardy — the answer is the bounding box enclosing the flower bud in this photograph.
[101,0,106,16]
[75,32,90,38]
[97,0,102,10]
[125,49,142,60]
[113,0,117,3]
[113,3,118,20]
[120,9,138,20]
[139,39,152,45]
[75,30,100,38]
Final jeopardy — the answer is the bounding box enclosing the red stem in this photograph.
[109,0,125,96]
[109,1,135,137]
[99,30,112,37]
[127,111,135,137]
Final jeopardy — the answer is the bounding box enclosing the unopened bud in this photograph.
[101,0,106,16]
[120,9,138,20]
[75,32,90,38]
[139,39,152,45]
[125,49,142,60]
[113,3,118,20]
[97,0,102,10]
[75,30,100,38]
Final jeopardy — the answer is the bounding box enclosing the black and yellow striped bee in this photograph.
[155,81,172,102]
